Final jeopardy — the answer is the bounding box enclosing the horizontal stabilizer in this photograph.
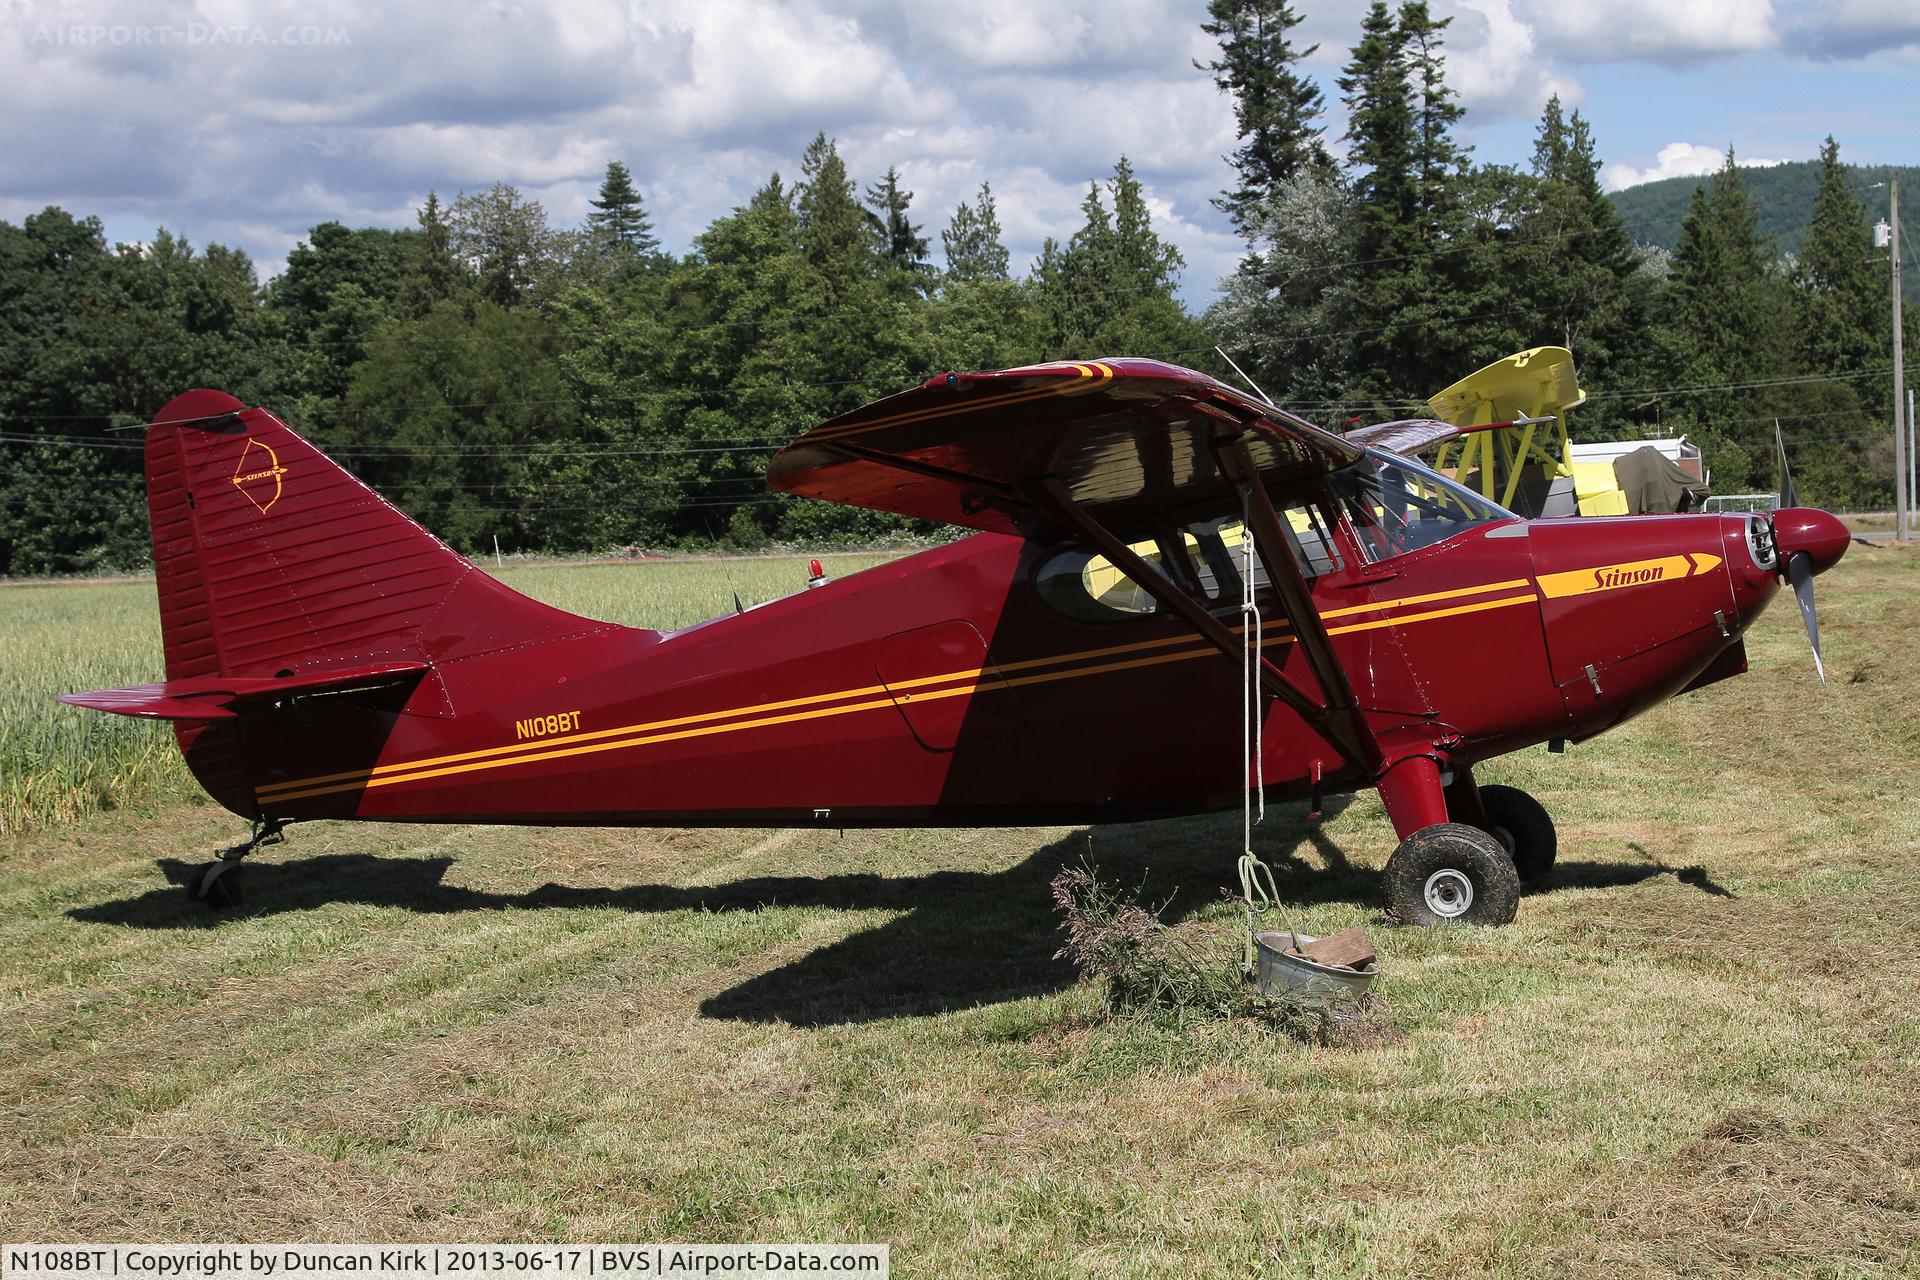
[60,661,430,721]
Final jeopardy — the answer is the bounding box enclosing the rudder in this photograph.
[141,391,604,813]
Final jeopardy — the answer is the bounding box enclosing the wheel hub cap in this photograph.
[1424,868,1474,919]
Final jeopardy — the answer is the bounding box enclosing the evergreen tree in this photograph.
[398,192,468,318]
[864,166,930,272]
[1109,157,1186,292]
[1032,160,1201,358]
[1795,135,1883,373]
[1397,1,1468,238]
[795,134,876,295]
[1508,100,1647,406]
[1196,0,1330,236]
[1655,148,1794,485]
[1031,181,1114,351]
[1565,113,1638,278]
[1336,1,1425,393]
[1665,149,1778,376]
[587,160,660,260]
[1530,95,1568,183]
[941,182,1011,283]
[1340,1,1416,245]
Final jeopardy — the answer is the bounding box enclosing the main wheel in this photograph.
[1478,784,1556,885]
[187,860,245,910]
[1381,823,1520,926]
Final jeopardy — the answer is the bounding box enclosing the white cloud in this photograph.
[1603,140,1789,189]
[1519,0,1779,63]
[1445,0,1587,120]
[0,0,1892,318]
[1787,0,1920,59]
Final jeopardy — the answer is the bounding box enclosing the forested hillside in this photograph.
[1609,160,1920,302]
[2,0,1913,576]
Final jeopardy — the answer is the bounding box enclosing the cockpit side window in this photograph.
[1033,494,1345,625]
[1335,448,1514,561]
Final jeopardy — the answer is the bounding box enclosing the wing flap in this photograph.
[60,660,430,721]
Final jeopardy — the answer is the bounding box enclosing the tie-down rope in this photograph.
[1236,482,1300,974]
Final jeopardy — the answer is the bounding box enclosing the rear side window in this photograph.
[1035,543,1164,623]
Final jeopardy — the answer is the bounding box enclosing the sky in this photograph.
[2,0,1916,307]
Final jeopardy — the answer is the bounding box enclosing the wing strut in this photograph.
[1211,433,1382,773]
[1032,477,1377,771]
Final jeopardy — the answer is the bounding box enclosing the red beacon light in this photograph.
[807,558,828,589]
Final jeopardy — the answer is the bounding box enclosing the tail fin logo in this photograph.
[230,439,288,514]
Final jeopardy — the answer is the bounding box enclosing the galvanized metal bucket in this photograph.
[1254,930,1378,1001]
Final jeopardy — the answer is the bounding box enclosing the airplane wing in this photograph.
[769,359,1381,770]
[766,359,1361,537]
[1341,418,1464,456]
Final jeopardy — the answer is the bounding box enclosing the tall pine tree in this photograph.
[397,192,468,318]
[588,161,659,261]
[1508,99,1646,405]
[941,182,1011,282]
[1196,0,1330,237]
[1397,1,1467,240]
[1795,135,1883,374]
[1340,1,1416,251]
[1654,148,1793,486]
[1032,160,1198,358]
[864,166,930,273]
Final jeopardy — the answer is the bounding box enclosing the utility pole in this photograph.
[1909,388,1916,521]
[1893,180,1908,542]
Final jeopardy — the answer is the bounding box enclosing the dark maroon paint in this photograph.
[61,363,1846,866]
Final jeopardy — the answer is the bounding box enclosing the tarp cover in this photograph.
[1612,445,1708,514]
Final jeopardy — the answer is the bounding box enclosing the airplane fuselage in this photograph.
[191,511,1783,831]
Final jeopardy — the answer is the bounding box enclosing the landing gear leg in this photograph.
[1376,756,1520,927]
[186,817,291,910]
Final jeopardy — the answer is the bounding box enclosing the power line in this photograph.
[3,364,1901,457]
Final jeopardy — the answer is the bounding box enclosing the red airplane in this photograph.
[61,359,1850,926]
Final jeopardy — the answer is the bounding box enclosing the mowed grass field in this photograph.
[2,546,1919,1276]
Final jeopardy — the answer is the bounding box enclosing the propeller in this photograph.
[1772,421,1837,682]
[1774,420,1799,508]
[1787,552,1825,683]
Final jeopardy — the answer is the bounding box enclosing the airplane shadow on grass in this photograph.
[68,804,1732,1027]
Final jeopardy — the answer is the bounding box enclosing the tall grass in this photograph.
[0,552,898,836]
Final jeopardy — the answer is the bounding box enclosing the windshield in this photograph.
[1334,447,1517,559]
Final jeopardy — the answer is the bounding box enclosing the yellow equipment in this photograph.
[1425,347,1626,517]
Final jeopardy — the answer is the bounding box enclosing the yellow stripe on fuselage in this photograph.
[253,576,1540,806]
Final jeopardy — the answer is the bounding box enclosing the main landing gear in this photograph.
[185,817,291,910]
[1375,758,1556,926]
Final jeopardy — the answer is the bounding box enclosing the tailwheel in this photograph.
[1477,784,1556,886]
[1382,823,1520,927]
[183,816,288,910]
[186,859,245,910]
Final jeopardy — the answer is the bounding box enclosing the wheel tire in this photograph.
[1381,823,1520,927]
[1478,784,1556,886]
[191,861,244,910]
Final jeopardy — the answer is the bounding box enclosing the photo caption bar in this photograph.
[3,1248,887,1280]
